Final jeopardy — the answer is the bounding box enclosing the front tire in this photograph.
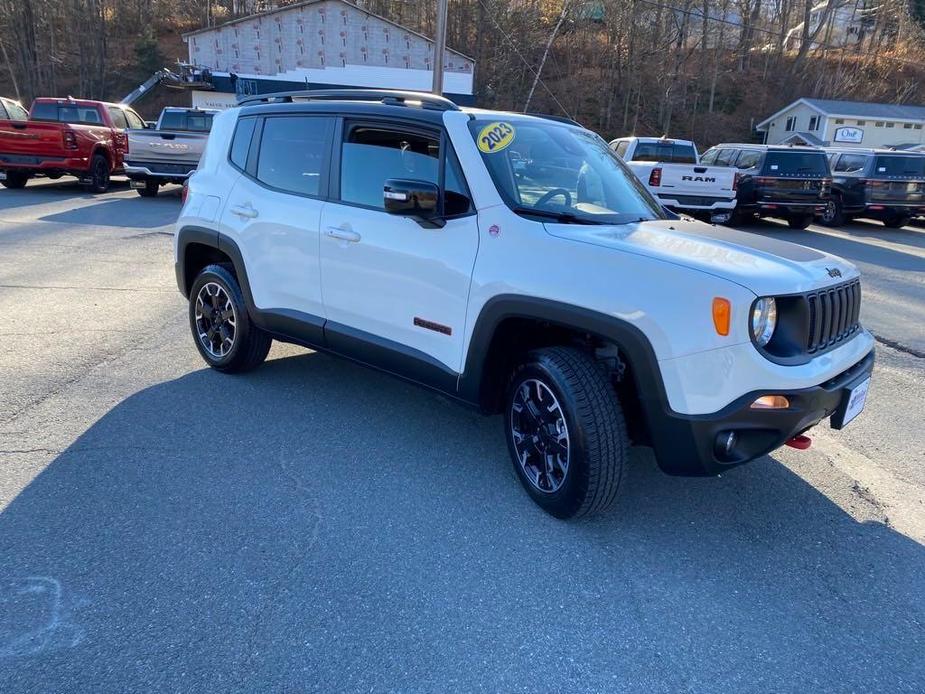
[188,264,272,373]
[504,347,629,519]
[819,198,844,227]
[787,214,813,230]
[1,171,29,189]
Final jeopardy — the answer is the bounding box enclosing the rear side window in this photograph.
[32,103,103,125]
[229,117,257,170]
[833,153,869,173]
[0,103,7,120]
[630,141,697,164]
[340,126,440,209]
[699,148,718,165]
[107,107,127,129]
[714,149,737,166]
[872,155,925,178]
[6,101,27,120]
[125,110,145,129]
[735,150,761,170]
[256,116,334,197]
[612,141,629,158]
[762,152,829,177]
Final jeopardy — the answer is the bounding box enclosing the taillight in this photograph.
[860,179,885,188]
[733,172,741,191]
[755,177,775,185]
[63,131,77,150]
[648,167,662,187]
[181,182,189,205]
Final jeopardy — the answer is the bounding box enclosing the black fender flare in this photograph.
[175,226,254,307]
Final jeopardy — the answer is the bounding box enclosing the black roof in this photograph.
[240,99,451,126]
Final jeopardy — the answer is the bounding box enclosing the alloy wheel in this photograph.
[194,282,237,358]
[510,378,570,493]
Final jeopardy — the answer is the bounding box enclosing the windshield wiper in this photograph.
[510,206,605,225]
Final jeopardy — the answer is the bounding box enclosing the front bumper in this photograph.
[649,349,874,476]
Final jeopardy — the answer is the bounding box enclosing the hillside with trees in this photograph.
[1,0,924,145]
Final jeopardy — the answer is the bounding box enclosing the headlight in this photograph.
[751,297,777,347]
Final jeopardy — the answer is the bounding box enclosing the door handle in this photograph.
[325,226,361,243]
[230,204,258,219]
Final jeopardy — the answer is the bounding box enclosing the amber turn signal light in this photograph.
[750,395,791,410]
[712,297,731,336]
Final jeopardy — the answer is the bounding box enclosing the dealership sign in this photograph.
[834,127,864,144]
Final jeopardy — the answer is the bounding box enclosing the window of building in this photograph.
[835,119,845,124]
[808,116,819,131]
[875,121,884,127]
[915,124,923,130]
[886,122,895,128]
[784,116,796,132]
[904,123,913,129]
[257,116,335,197]
[856,120,866,126]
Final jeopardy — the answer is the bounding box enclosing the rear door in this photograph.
[220,114,335,322]
[319,119,478,375]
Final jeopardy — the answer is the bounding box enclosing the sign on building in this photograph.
[834,126,864,144]
[191,90,239,111]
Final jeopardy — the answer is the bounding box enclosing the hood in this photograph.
[544,218,857,296]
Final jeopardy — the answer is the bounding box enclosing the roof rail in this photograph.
[526,112,583,128]
[237,88,460,111]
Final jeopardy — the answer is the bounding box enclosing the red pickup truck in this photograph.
[0,97,146,193]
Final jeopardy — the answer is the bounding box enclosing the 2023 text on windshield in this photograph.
[469,118,666,225]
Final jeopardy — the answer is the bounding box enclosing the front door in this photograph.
[319,120,478,377]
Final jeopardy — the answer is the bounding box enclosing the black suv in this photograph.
[701,144,831,229]
[819,148,925,228]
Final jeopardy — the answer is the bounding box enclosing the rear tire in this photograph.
[188,264,272,373]
[787,214,813,230]
[136,180,159,198]
[86,153,110,194]
[883,214,910,229]
[728,209,755,227]
[504,347,629,519]
[0,172,29,189]
[819,198,845,227]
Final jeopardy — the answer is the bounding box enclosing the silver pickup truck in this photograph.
[124,107,216,197]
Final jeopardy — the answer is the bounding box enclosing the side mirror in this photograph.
[384,178,439,221]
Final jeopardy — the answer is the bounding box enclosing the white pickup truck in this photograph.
[124,107,217,197]
[610,137,737,223]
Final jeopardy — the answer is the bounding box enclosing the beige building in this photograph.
[757,98,925,149]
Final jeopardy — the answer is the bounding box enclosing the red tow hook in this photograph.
[785,434,812,450]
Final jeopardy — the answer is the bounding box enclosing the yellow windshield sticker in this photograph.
[477,122,516,154]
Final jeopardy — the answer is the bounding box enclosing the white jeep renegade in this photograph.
[175,90,875,519]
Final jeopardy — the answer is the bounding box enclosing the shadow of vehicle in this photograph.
[1,351,923,690]
[39,195,179,230]
[841,218,925,252]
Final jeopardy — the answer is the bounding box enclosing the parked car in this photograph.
[609,136,737,223]
[0,97,28,122]
[0,97,144,192]
[124,107,217,197]
[701,144,832,229]
[818,147,925,228]
[175,90,874,519]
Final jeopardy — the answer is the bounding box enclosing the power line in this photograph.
[474,0,575,119]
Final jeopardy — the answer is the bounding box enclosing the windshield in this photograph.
[469,117,665,225]
[631,141,697,164]
[761,151,830,178]
[872,155,925,178]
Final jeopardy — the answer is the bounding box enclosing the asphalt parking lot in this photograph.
[1,179,924,692]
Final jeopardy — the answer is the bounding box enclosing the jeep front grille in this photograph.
[806,279,861,354]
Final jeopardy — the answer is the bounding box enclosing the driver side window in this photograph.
[341,126,439,210]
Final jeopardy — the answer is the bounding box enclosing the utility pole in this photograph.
[432,0,448,95]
